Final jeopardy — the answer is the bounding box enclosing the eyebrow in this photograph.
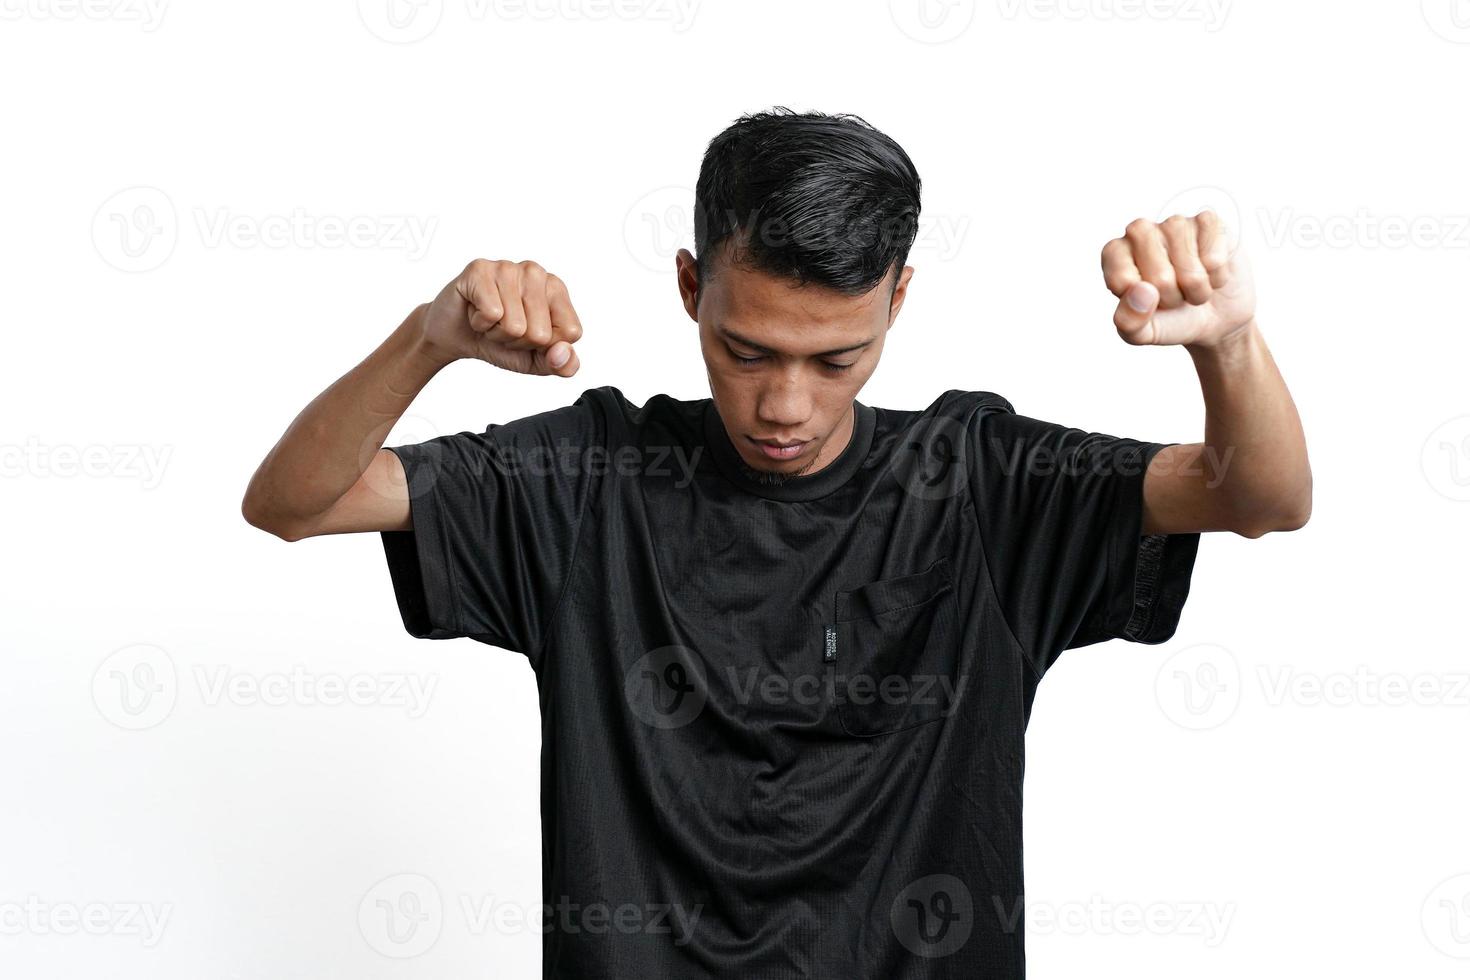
[717,324,875,358]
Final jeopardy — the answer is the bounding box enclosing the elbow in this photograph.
[1281,497,1313,533]
[1236,511,1309,539]
[1232,485,1313,539]
[241,492,305,542]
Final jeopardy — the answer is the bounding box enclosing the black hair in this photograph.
[693,107,922,300]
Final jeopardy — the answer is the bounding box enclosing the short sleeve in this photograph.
[965,394,1200,680]
[378,389,605,662]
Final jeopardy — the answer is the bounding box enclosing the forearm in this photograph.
[1185,319,1312,536]
[241,303,447,534]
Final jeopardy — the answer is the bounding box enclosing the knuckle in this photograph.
[1125,217,1155,237]
[1176,267,1209,288]
[1113,309,1140,335]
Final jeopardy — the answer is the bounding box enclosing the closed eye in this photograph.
[730,348,854,373]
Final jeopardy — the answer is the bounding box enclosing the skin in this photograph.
[241,210,1310,542]
[1101,212,1312,537]
[239,258,584,540]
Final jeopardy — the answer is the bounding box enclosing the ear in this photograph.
[675,249,701,322]
[887,265,915,327]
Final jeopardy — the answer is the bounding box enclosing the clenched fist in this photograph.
[420,258,583,376]
[1102,211,1255,349]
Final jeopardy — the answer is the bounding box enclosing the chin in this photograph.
[741,444,819,478]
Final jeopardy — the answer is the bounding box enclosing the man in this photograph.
[243,109,1310,978]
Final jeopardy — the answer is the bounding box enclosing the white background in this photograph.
[4,0,1469,977]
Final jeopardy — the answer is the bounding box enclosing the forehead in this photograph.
[702,254,888,353]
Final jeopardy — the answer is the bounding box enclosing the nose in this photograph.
[755,370,812,432]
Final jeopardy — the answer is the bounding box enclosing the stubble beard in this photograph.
[738,450,820,486]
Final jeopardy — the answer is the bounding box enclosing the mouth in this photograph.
[747,436,811,461]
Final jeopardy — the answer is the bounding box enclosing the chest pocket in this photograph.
[828,557,963,737]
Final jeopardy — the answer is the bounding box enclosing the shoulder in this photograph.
[872,389,1018,439]
[574,386,706,448]
[490,384,667,431]
[485,387,608,448]
[489,386,707,455]
[943,388,1016,421]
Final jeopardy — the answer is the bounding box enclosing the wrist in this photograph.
[1186,317,1261,366]
[399,303,458,371]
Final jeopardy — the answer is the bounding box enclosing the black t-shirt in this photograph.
[380,385,1200,979]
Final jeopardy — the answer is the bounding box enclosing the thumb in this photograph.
[1113,280,1159,345]
[536,340,580,378]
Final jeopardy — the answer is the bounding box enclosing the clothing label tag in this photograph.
[824,624,837,662]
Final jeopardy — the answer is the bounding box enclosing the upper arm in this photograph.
[1141,442,1232,536]
[288,448,412,539]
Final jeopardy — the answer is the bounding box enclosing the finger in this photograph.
[546,274,584,344]
[519,263,554,350]
[1125,219,1182,308]
[1195,210,1232,289]
[1160,215,1212,306]
[458,261,505,333]
[1113,280,1159,345]
[486,267,531,349]
[537,340,580,378]
[1101,238,1142,297]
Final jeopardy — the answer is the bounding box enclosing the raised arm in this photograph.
[1100,212,1312,539]
[241,259,584,541]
